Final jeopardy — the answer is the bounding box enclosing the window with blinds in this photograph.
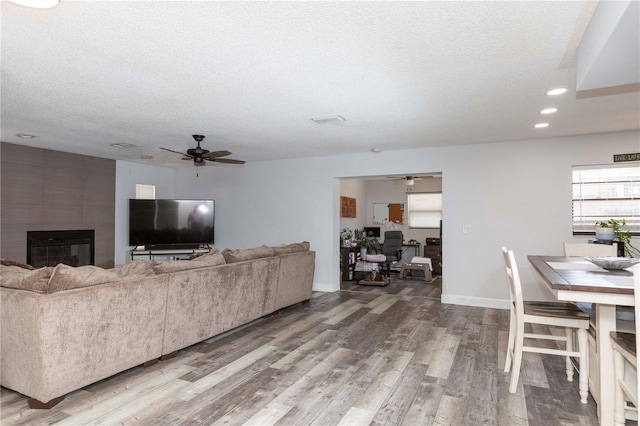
[407,193,442,228]
[572,163,640,235]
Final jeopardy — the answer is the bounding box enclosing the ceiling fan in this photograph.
[387,175,440,186]
[161,135,246,167]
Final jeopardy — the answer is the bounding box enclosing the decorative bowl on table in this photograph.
[584,256,640,270]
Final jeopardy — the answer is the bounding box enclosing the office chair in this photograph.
[381,231,403,274]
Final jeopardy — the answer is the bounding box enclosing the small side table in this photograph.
[400,258,434,283]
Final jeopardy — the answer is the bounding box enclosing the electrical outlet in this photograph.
[462,224,472,234]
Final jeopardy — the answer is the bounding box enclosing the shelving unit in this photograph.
[340,246,360,281]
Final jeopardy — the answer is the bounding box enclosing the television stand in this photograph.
[144,244,205,250]
[129,247,211,262]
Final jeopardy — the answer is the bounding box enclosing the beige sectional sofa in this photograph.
[0,242,315,408]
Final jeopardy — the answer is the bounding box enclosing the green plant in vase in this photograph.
[595,219,640,258]
[359,232,381,254]
[340,228,353,247]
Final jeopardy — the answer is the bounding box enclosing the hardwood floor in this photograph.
[1,277,600,425]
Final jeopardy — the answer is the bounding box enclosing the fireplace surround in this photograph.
[27,230,95,268]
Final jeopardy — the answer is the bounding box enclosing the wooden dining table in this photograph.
[528,255,634,426]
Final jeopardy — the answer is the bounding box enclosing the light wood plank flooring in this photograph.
[1,277,600,425]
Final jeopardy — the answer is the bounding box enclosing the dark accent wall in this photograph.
[1,142,116,268]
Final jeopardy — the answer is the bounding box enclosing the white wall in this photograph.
[114,161,176,265]
[116,130,639,307]
[339,179,367,233]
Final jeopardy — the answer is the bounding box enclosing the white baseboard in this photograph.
[441,294,509,310]
[311,283,510,309]
[313,282,339,293]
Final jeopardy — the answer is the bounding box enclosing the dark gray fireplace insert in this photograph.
[27,230,95,268]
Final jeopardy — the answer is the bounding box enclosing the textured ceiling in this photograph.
[1,1,639,166]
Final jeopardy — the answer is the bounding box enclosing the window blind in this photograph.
[407,193,442,228]
[572,163,640,234]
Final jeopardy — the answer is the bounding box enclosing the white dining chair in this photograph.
[563,242,620,313]
[610,265,639,425]
[563,242,617,257]
[502,247,591,403]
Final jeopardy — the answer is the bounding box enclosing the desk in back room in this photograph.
[402,242,421,260]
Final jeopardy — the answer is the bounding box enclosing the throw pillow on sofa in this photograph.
[112,260,155,278]
[48,264,121,293]
[151,249,226,274]
[1,258,35,270]
[272,241,310,255]
[0,265,53,293]
[221,245,275,263]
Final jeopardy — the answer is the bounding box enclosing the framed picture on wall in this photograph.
[340,196,356,218]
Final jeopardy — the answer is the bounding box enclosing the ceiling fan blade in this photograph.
[209,158,246,165]
[160,147,191,157]
[202,150,232,159]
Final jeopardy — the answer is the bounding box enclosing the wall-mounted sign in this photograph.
[614,152,640,162]
[340,196,356,218]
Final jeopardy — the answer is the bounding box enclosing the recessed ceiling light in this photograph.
[546,88,567,96]
[110,143,136,149]
[8,0,59,8]
[16,133,36,139]
[535,123,549,128]
[370,148,381,153]
[310,115,346,124]
[140,155,153,160]
[540,108,558,114]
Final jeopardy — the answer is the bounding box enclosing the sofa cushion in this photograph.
[1,258,35,270]
[273,241,310,255]
[48,264,120,293]
[222,245,275,263]
[151,250,226,274]
[196,250,226,265]
[187,251,205,260]
[113,260,155,278]
[0,265,53,293]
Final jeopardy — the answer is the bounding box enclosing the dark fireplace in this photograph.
[27,230,95,268]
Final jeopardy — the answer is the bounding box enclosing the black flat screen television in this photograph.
[129,199,214,248]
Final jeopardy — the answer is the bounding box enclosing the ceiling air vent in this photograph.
[310,115,346,124]
[110,143,136,149]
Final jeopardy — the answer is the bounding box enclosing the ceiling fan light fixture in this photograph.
[160,134,245,167]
